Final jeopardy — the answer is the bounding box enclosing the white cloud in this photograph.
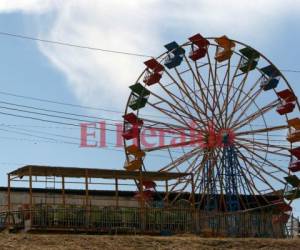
[35,1,164,109]
[0,0,58,13]
[0,0,300,109]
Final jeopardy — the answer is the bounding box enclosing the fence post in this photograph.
[7,174,11,226]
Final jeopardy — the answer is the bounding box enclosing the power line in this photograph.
[0,105,163,133]
[0,123,78,130]
[0,31,152,58]
[0,90,124,114]
[0,110,80,127]
[0,124,189,152]
[0,94,290,138]
[0,94,290,137]
[0,90,170,120]
[0,105,102,124]
[0,126,182,159]
[0,110,188,138]
[0,31,300,73]
[0,100,122,122]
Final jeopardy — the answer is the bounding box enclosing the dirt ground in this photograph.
[0,233,300,250]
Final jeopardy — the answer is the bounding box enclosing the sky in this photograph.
[0,0,300,215]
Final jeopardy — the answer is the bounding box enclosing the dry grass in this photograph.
[0,232,299,250]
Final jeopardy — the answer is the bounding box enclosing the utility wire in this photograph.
[0,90,227,124]
[0,109,190,139]
[0,31,299,73]
[0,105,102,124]
[0,105,183,134]
[0,126,182,159]
[0,123,191,154]
[0,97,290,138]
[0,31,152,58]
[0,100,122,122]
[0,90,124,114]
[0,110,80,127]
[0,90,170,120]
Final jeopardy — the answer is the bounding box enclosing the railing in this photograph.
[2,206,297,237]
[29,207,195,234]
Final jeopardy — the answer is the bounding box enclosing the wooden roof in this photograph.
[9,165,190,181]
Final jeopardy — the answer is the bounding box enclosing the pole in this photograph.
[85,169,89,229]
[85,169,89,209]
[115,177,119,207]
[29,166,33,225]
[62,176,66,207]
[7,174,11,226]
[191,173,195,209]
[165,179,169,207]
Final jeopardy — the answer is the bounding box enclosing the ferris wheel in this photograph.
[122,33,300,218]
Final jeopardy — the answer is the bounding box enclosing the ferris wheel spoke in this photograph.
[206,50,222,116]
[142,119,201,140]
[158,147,202,172]
[169,153,204,195]
[157,81,198,114]
[223,57,243,127]
[227,77,263,127]
[163,69,195,114]
[240,141,290,157]
[177,61,201,108]
[192,151,210,192]
[216,60,232,128]
[182,56,207,108]
[208,49,217,108]
[237,154,274,206]
[173,67,211,122]
[143,117,193,130]
[167,153,203,203]
[205,50,224,128]
[194,61,227,128]
[181,150,205,176]
[213,148,228,209]
[148,89,204,126]
[155,81,213,127]
[236,141,289,177]
[232,99,279,130]
[235,124,288,136]
[144,138,201,152]
[235,147,281,192]
[239,152,285,170]
[193,61,213,115]
[239,159,270,189]
[147,100,195,129]
[237,137,290,152]
[183,55,216,115]
[228,89,261,127]
[212,70,228,128]
[173,59,223,125]
[183,53,223,128]
[239,167,266,195]
[163,69,204,116]
[237,166,262,208]
[196,151,219,208]
[226,65,253,124]
[234,77,263,112]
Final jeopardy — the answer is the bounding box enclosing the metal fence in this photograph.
[2,206,298,237]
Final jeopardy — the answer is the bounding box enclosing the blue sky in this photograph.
[0,0,300,215]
